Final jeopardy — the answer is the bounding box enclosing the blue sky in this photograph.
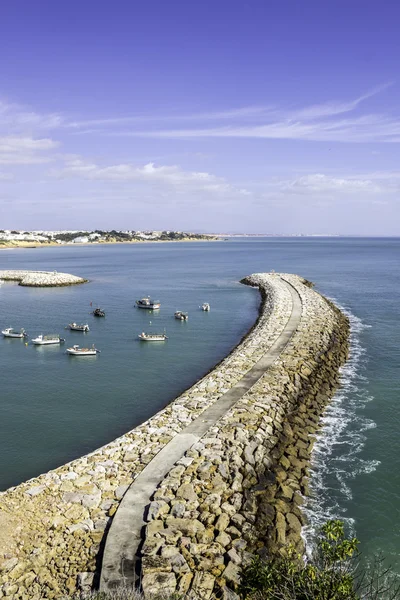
[0,0,399,234]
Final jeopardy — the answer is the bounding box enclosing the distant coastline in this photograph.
[1,232,395,250]
[0,230,221,250]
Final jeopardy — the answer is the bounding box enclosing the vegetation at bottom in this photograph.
[62,521,400,600]
[240,520,400,599]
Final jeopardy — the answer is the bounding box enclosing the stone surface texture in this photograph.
[0,273,349,600]
[0,270,87,287]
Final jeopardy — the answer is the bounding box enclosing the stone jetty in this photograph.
[0,273,349,600]
[0,270,87,287]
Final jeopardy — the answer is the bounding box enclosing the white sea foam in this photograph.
[303,300,379,556]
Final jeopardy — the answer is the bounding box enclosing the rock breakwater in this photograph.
[0,270,87,287]
[134,274,349,599]
[0,273,349,600]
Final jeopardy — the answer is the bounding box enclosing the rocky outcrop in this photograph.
[0,273,349,600]
[0,270,87,286]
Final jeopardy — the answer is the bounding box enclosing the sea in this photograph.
[0,237,399,571]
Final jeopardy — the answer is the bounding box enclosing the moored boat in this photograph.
[201,303,210,311]
[174,311,188,321]
[136,297,161,310]
[138,331,168,341]
[2,327,27,338]
[31,334,65,345]
[92,308,105,317]
[67,322,90,332]
[66,344,100,356]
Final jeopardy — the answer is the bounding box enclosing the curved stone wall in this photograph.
[0,273,295,599]
[137,274,349,598]
[0,270,87,286]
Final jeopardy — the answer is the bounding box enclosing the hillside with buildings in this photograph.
[0,230,218,248]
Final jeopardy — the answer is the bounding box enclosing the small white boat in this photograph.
[31,334,65,345]
[136,297,161,310]
[67,322,90,332]
[2,327,27,338]
[66,344,100,356]
[138,331,168,341]
[201,303,210,311]
[174,311,188,321]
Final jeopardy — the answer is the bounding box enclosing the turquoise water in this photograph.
[1,238,399,569]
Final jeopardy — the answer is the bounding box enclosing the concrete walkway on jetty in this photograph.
[100,277,302,592]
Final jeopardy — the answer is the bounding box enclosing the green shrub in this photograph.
[239,520,399,600]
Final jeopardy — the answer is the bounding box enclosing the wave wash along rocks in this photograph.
[0,270,87,287]
[0,274,349,600]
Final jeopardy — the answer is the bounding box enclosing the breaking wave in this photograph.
[303,300,379,555]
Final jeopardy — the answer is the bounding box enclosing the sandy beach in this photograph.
[0,236,220,250]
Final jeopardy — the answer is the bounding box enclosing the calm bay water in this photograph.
[1,238,399,569]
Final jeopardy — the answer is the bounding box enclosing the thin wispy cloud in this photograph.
[120,83,399,144]
[0,84,395,146]
[0,97,275,133]
[289,82,393,120]
[0,99,64,130]
[257,171,400,201]
[0,136,59,164]
[62,84,391,133]
[66,105,276,129]
[280,173,383,195]
[55,158,251,198]
[153,112,400,143]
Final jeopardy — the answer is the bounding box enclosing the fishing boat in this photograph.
[174,311,188,321]
[92,308,105,317]
[31,334,65,345]
[136,297,161,310]
[201,303,210,311]
[2,327,27,338]
[66,344,100,356]
[67,322,90,332]
[138,331,168,341]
